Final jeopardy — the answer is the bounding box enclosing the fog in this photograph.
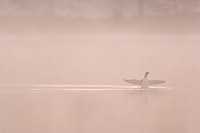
[1,0,200,133]
[1,36,200,87]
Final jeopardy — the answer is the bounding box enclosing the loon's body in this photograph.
[142,77,149,88]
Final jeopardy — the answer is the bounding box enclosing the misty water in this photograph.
[0,85,186,133]
[0,36,199,133]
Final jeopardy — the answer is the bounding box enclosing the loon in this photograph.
[124,72,165,89]
[124,72,165,103]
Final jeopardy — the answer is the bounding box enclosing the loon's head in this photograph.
[144,72,149,77]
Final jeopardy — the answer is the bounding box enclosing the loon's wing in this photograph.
[124,79,142,86]
[149,80,165,85]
